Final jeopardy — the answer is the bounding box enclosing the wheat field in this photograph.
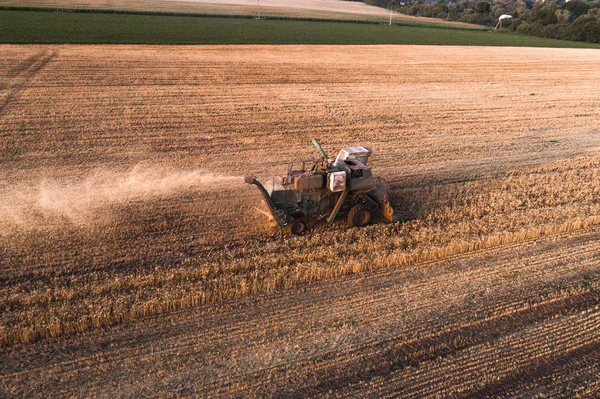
[1,44,600,397]
[0,0,483,28]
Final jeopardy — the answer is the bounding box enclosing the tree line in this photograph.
[363,0,600,43]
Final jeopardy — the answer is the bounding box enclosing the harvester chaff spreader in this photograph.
[244,139,403,234]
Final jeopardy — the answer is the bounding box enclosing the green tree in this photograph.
[475,1,491,14]
[564,1,590,22]
[532,3,558,25]
[567,14,600,42]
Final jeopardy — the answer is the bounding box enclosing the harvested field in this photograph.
[2,229,600,397]
[0,0,482,28]
[1,44,600,396]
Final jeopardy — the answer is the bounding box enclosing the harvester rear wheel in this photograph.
[289,218,307,235]
[348,205,371,227]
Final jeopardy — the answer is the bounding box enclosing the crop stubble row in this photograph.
[1,45,600,348]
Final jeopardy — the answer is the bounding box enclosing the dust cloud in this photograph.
[0,165,239,234]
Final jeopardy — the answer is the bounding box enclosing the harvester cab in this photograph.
[244,138,403,234]
[332,146,375,191]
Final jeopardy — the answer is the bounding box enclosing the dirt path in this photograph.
[2,229,599,397]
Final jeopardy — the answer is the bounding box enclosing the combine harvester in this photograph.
[245,138,406,234]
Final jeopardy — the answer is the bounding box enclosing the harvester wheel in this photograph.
[348,205,371,227]
[289,218,307,235]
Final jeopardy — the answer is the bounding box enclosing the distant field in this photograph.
[0,0,482,28]
[3,9,600,47]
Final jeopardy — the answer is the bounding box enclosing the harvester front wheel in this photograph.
[289,218,307,235]
[348,205,372,227]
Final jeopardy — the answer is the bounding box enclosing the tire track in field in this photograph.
[0,50,55,117]
[517,356,600,399]
[463,341,600,399]
[366,307,600,399]
[0,53,39,91]
[273,287,600,398]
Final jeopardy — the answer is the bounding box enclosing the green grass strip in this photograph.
[2,10,599,47]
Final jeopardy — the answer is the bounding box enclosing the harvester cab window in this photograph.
[343,159,365,179]
[356,156,368,165]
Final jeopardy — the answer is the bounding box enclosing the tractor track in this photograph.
[364,308,600,399]
[0,50,56,117]
[278,288,600,398]
[460,340,600,399]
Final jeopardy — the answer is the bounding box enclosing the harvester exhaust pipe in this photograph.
[312,138,328,162]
